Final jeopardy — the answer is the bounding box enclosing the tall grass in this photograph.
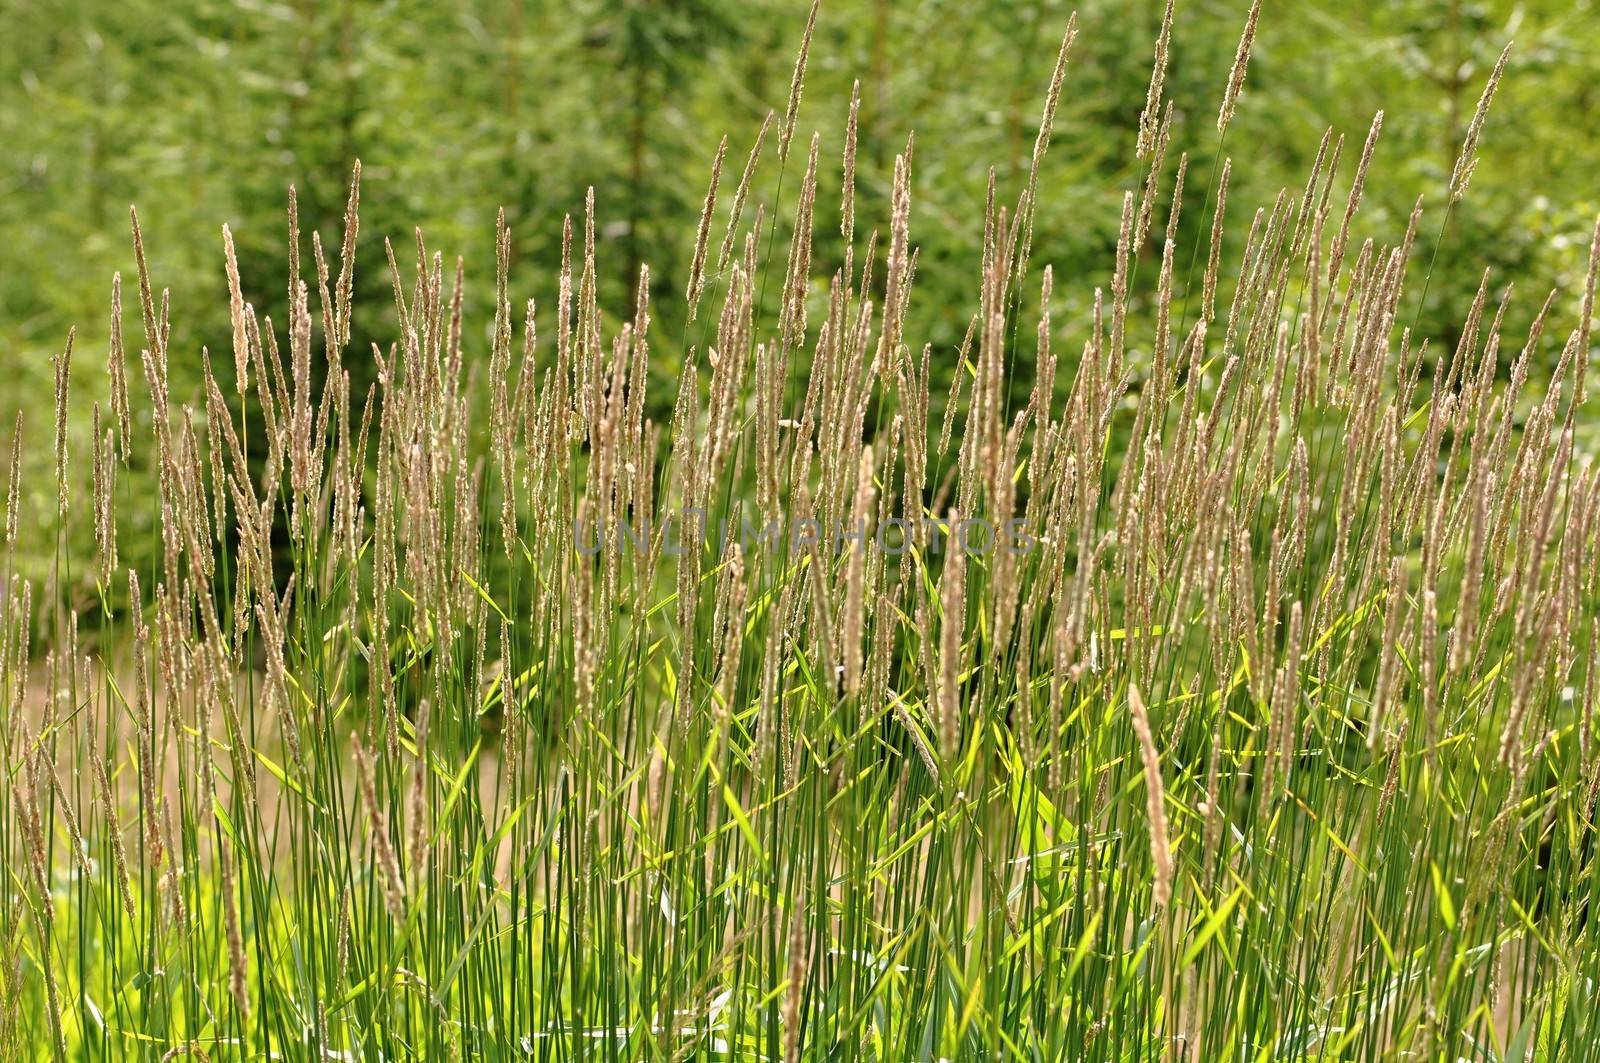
[3,5,1599,1059]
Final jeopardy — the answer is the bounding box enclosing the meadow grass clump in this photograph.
[3,4,1600,1060]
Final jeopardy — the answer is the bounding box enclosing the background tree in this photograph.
[1,0,1596,606]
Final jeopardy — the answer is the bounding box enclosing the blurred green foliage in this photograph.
[1,0,1597,599]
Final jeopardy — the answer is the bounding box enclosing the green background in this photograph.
[2,0,1597,587]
